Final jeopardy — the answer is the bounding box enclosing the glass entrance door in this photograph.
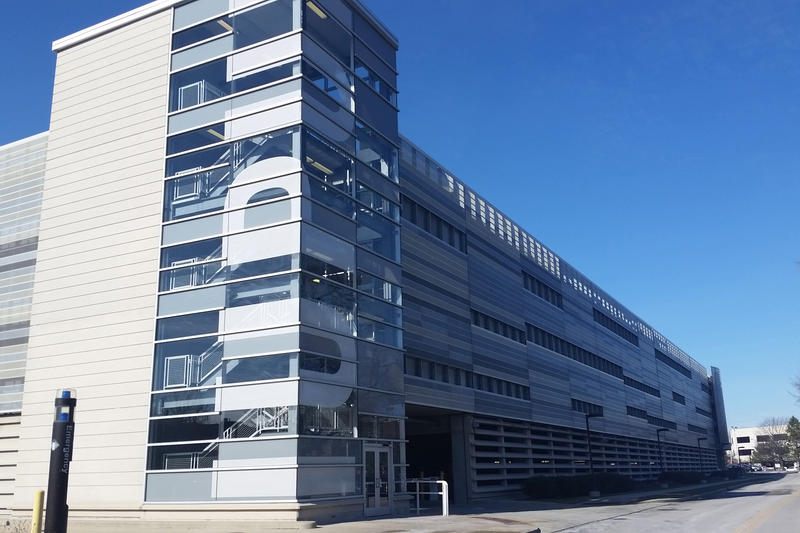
[364,444,392,516]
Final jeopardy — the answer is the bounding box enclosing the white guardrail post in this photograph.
[438,480,449,516]
[407,478,449,516]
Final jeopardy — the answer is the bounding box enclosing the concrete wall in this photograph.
[13,10,171,511]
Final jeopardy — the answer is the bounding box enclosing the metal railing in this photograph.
[406,478,449,516]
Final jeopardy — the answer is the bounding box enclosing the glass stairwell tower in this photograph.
[146,0,404,517]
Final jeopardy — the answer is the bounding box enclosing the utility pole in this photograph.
[585,413,602,496]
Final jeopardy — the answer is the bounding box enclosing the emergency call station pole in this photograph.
[44,390,76,533]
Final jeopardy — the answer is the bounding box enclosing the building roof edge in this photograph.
[52,0,179,52]
[0,132,49,152]
[52,0,398,53]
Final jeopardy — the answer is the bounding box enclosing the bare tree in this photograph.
[752,417,789,466]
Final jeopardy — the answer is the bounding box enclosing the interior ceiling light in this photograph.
[305,156,333,175]
[207,128,225,140]
[306,1,327,19]
[217,19,233,32]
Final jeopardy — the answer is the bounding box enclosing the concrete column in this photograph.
[450,414,471,504]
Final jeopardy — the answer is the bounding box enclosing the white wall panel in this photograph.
[14,11,171,512]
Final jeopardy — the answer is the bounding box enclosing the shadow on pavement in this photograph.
[441,473,789,515]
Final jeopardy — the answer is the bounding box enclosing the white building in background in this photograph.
[729,425,790,465]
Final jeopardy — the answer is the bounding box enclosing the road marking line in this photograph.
[733,489,800,533]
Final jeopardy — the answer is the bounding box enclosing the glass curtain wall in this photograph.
[147,0,403,508]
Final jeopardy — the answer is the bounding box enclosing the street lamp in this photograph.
[656,428,669,473]
[585,413,602,496]
[697,437,708,472]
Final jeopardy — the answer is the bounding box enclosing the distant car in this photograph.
[751,465,763,472]
[786,466,798,473]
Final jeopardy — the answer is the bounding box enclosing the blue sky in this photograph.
[2,1,799,427]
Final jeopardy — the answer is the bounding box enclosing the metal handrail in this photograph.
[406,478,449,516]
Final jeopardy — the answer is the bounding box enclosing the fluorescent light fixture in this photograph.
[305,156,333,175]
[207,128,225,140]
[217,19,233,32]
[306,1,327,19]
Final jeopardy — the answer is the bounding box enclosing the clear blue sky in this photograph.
[2,1,799,428]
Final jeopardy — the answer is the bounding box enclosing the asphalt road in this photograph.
[320,473,800,533]
[556,473,800,533]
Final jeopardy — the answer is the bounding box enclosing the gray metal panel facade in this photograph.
[399,137,726,494]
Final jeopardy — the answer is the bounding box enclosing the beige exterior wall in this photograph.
[13,10,171,511]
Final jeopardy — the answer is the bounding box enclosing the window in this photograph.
[655,348,692,378]
[471,310,525,345]
[522,272,562,308]
[672,391,686,405]
[623,375,660,397]
[354,58,396,105]
[688,424,708,435]
[355,121,397,180]
[647,415,677,430]
[695,407,712,418]
[404,355,529,400]
[593,309,638,346]
[526,323,623,378]
[169,258,198,289]
[736,436,750,443]
[304,0,352,66]
[571,398,603,416]
[173,175,200,199]
[401,195,466,252]
[357,207,400,261]
[626,406,647,419]
[169,58,298,112]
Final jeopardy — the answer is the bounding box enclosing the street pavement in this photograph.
[319,473,800,533]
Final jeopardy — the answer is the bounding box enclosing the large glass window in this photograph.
[170,58,299,112]
[156,311,220,341]
[354,59,396,106]
[357,207,400,262]
[227,273,299,307]
[353,11,396,69]
[223,353,294,384]
[303,129,352,192]
[303,1,352,66]
[147,442,218,470]
[149,414,221,443]
[356,183,398,221]
[164,128,300,223]
[355,121,397,180]
[303,61,351,109]
[304,176,355,220]
[153,336,221,390]
[356,270,401,305]
[357,295,401,327]
[151,388,217,417]
[173,15,233,50]
[298,384,355,437]
[300,273,356,336]
[233,0,295,49]
[357,317,402,348]
[161,238,222,269]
